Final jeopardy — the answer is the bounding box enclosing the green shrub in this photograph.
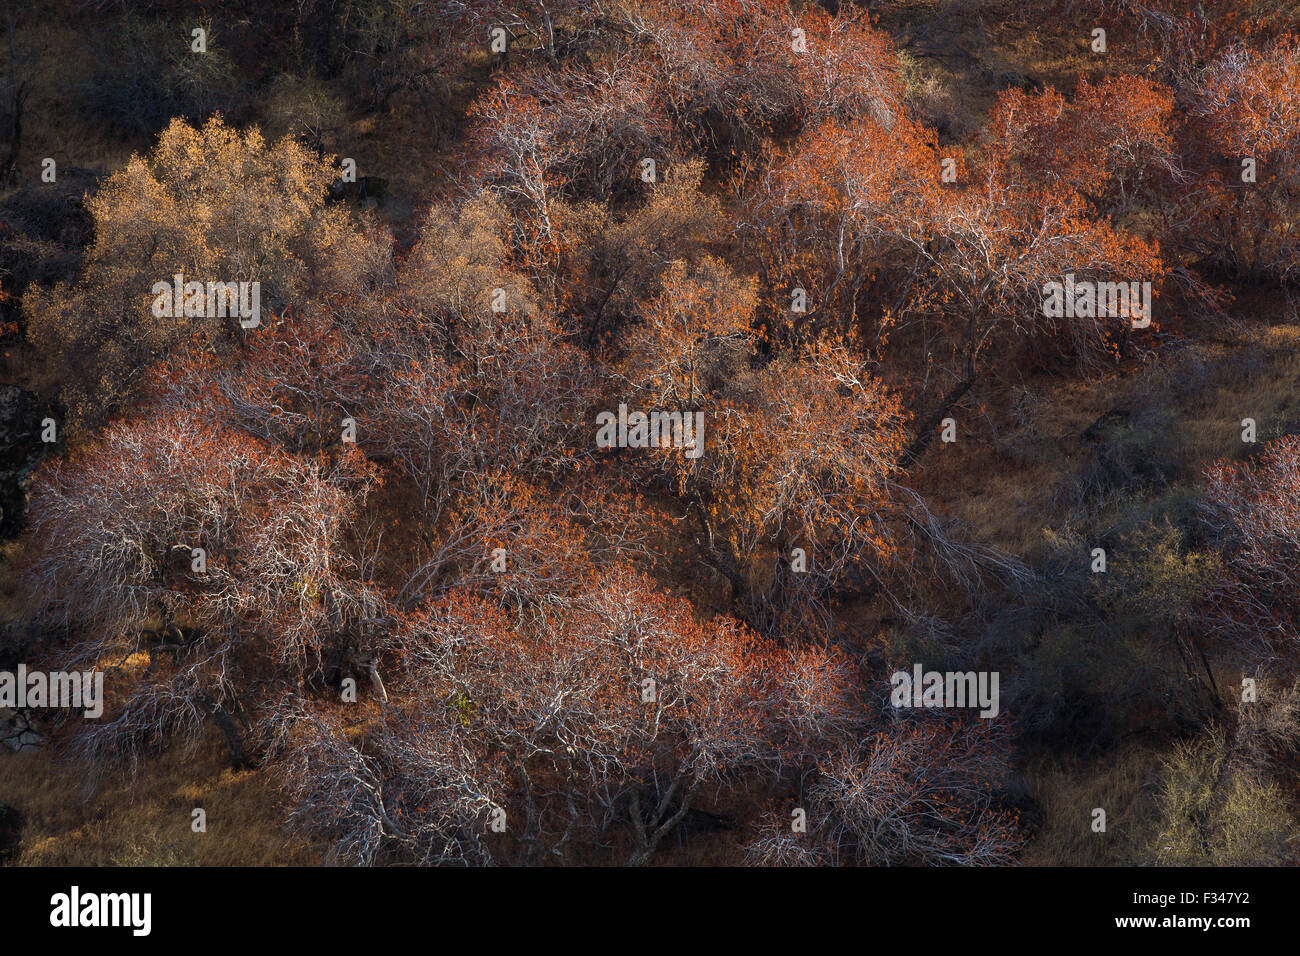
[1145,731,1299,866]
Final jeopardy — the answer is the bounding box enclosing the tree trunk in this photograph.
[896,373,975,470]
[199,693,250,770]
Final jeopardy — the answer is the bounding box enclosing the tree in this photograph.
[744,111,940,345]
[559,158,731,347]
[610,0,796,149]
[271,691,506,866]
[1072,0,1300,82]
[1201,435,1300,647]
[1184,37,1300,282]
[619,256,758,407]
[147,309,374,456]
[1147,719,1300,866]
[616,337,913,638]
[894,167,1165,423]
[276,567,833,865]
[745,718,1023,866]
[400,191,539,345]
[789,4,906,127]
[609,0,903,149]
[23,116,387,430]
[750,79,1172,470]
[21,409,378,775]
[462,60,673,291]
[983,76,1184,225]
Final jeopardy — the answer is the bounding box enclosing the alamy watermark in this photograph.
[595,404,704,459]
[0,664,104,718]
[151,273,261,328]
[50,886,150,936]
[1041,273,1151,328]
[890,664,1000,718]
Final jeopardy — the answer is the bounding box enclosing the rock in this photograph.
[1082,408,1132,442]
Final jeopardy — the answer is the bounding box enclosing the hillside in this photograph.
[1,0,1299,870]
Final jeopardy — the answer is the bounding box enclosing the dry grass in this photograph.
[0,728,319,866]
[884,0,1125,140]
[14,22,141,177]
[913,310,1300,557]
[1021,743,1163,866]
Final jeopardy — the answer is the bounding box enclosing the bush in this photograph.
[1009,520,1217,749]
[23,116,388,431]
[1145,730,1299,866]
[77,18,243,141]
